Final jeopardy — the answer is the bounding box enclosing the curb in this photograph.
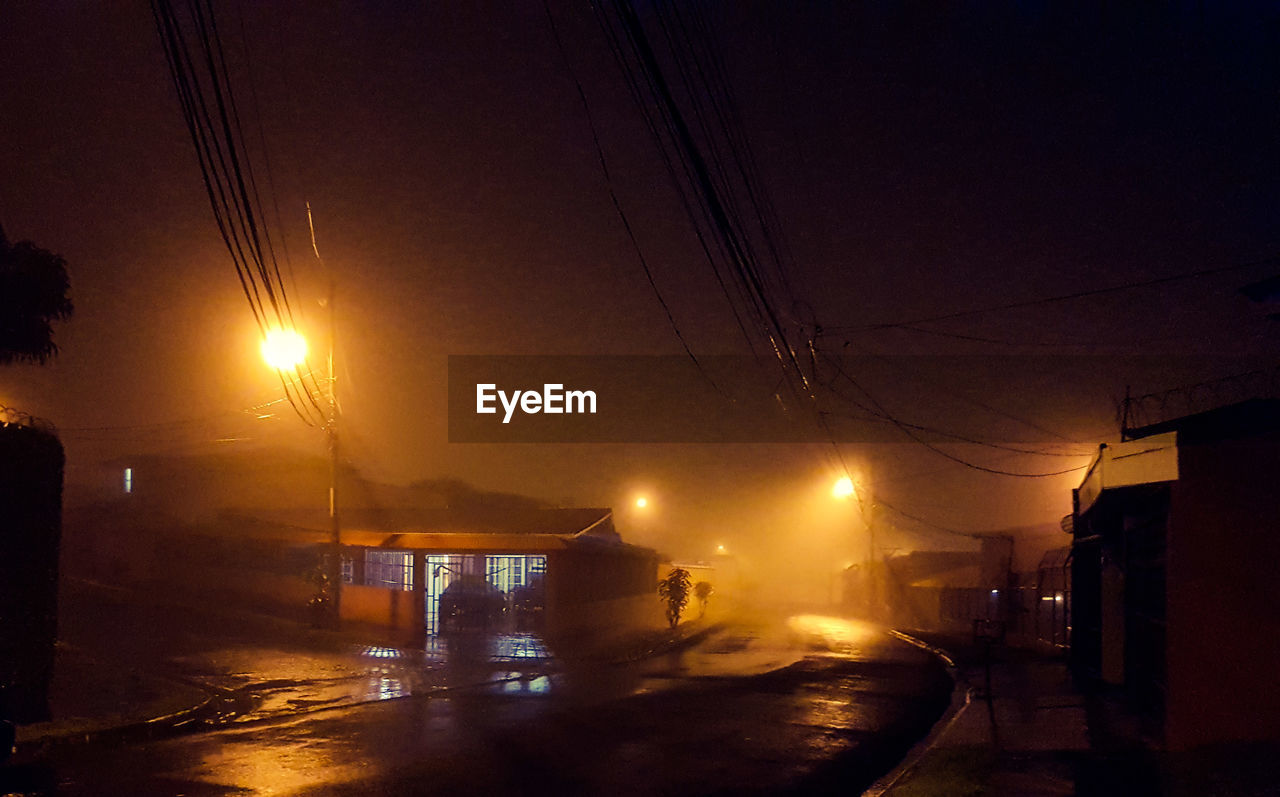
[15,690,216,754]
[863,630,971,796]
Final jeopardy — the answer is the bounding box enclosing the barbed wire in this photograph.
[1121,366,1280,434]
[0,404,57,434]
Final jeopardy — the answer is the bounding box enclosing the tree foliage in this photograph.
[657,567,693,628]
[0,225,73,366]
[694,580,713,616]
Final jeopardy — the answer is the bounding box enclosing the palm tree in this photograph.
[658,568,693,628]
[0,224,73,366]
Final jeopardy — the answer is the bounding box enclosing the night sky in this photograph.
[3,3,1278,577]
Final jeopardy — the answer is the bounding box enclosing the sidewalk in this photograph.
[870,633,1280,796]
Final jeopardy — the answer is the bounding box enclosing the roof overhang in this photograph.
[340,531,572,552]
[1076,431,1179,515]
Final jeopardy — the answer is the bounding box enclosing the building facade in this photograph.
[1071,400,1280,749]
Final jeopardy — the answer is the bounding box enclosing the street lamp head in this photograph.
[832,475,855,499]
[635,496,648,509]
[261,327,308,371]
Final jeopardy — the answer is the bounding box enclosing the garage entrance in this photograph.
[425,554,547,635]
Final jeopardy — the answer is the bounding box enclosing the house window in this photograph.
[341,555,354,585]
[364,550,413,591]
[123,467,132,494]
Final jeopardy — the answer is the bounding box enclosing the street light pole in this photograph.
[834,472,877,616]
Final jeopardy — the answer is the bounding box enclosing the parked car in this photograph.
[438,576,507,633]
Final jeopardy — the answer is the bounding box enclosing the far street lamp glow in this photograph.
[832,475,855,499]
[260,328,308,371]
[636,496,648,509]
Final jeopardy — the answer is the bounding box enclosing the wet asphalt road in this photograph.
[13,615,952,796]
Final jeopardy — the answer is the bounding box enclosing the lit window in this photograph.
[123,467,132,494]
[363,550,413,590]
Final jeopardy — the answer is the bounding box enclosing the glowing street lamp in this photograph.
[832,475,855,499]
[260,327,308,371]
[636,496,648,509]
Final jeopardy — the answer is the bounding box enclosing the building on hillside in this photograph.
[1071,399,1280,750]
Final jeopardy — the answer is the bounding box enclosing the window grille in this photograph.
[364,550,413,591]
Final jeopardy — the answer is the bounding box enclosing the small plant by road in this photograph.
[694,581,713,617]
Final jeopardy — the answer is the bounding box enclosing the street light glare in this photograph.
[636,497,648,509]
[261,328,308,371]
[833,476,855,499]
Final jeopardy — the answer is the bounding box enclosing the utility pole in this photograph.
[325,276,341,626]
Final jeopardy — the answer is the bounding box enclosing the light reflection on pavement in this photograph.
[31,615,953,796]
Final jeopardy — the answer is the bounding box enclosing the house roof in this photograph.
[1125,397,1280,444]
[218,506,639,554]
[243,506,614,535]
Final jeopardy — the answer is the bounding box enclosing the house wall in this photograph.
[1165,439,1280,750]
[546,547,659,639]
[548,592,665,638]
[340,583,422,632]
[61,510,323,622]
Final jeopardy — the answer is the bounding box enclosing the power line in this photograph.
[595,0,831,459]
[151,0,327,427]
[821,255,1280,335]
[541,0,717,391]
[816,350,1090,477]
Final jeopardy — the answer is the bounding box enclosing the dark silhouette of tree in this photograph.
[0,224,71,731]
[0,225,73,366]
[657,567,693,628]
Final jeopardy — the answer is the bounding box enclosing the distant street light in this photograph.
[636,496,648,509]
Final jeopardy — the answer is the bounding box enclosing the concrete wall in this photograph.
[546,593,664,639]
[1165,439,1280,750]
[0,423,64,722]
[61,510,321,622]
[341,584,422,633]
[546,546,658,639]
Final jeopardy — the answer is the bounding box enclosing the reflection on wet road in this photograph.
[33,616,952,796]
